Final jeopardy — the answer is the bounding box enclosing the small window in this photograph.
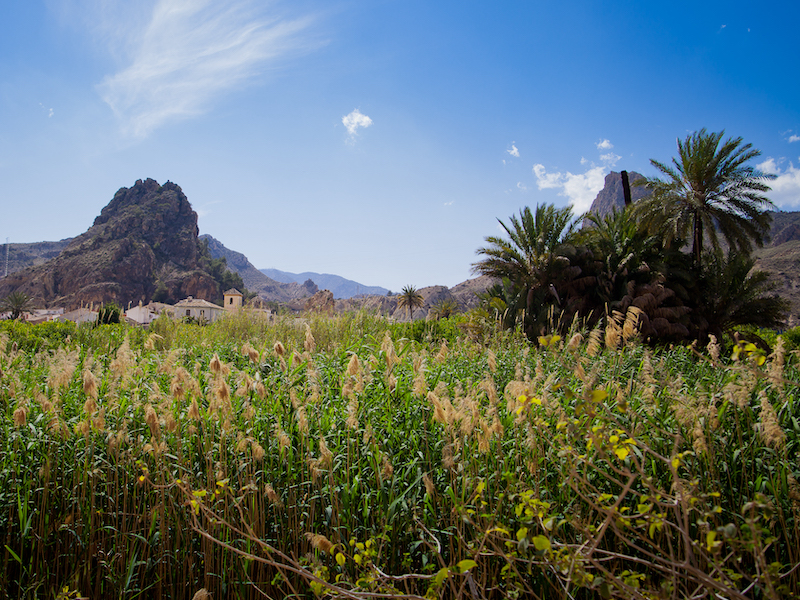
[185,309,190,316]
[229,297,233,304]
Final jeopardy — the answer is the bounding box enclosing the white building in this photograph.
[173,296,224,323]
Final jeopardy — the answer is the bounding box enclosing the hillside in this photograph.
[260,268,389,299]
[0,179,223,309]
[200,235,317,302]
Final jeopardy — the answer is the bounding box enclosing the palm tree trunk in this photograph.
[693,213,703,270]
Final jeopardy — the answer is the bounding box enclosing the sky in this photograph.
[2,0,799,293]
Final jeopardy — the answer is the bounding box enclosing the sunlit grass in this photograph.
[0,313,798,599]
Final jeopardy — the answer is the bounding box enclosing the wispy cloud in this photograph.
[788,135,800,143]
[507,142,520,158]
[95,0,318,138]
[342,109,372,141]
[532,143,620,213]
[759,158,800,208]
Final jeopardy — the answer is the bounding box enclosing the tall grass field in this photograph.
[1,311,798,599]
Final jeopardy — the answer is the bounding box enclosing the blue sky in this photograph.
[2,1,799,292]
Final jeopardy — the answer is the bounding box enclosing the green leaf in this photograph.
[532,535,551,551]
[457,559,478,573]
[433,567,450,586]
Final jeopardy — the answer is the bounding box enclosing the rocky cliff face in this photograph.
[0,179,219,309]
[585,171,650,219]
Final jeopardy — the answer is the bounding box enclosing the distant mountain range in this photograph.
[3,173,798,321]
[260,268,389,299]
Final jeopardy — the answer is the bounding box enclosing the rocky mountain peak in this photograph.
[0,179,218,309]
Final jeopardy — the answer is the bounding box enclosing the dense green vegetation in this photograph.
[474,130,787,344]
[0,313,798,599]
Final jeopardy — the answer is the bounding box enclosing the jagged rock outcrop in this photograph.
[0,179,219,309]
[585,171,650,219]
[304,290,335,313]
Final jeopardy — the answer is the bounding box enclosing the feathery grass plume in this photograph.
[251,440,265,461]
[295,405,309,435]
[605,310,623,350]
[13,402,28,427]
[82,368,99,400]
[109,339,134,383]
[640,353,656,385]
[145,404,161,439]
[622,306,642,344]
[191,588,212,600]
[707,334,721,362]
[274,341,286,357]
[386,373,397,393]
[442,442,455,469]
[514,362,523,380]
[346,353,360,377]
[381,452,394,482]
[342,379,356,401]
[586,327,602,356]
[318,437,333,469]
[83,395,98,416]
[275,425,291,453]
[209,353,223,376]
[428,390,447,424]
[346,397,359,430]
[412,368,427,397]
[304,324,316,353]
[305,532,335,554]
[74,419,91,437]
[265,483,283,507]
[567,332,583,353]
[188,398,201,421]
[412,352,424,375]
[768,337,786,398]
[423,473,436,498]
[487,349,497,373]
[758,390,785,449]
[435,340,448,363]
[242,342,260,364]
[164,411,178,433]
[479,376,498,406]
[143,332,162,351]
[381,331,399,368]
[47,347,79,394]
[574,361,587,382]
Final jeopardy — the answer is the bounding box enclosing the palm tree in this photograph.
[397,285,424,321]
[633,129,775,270]
[429,298,459,320]
[1,291,33,320]
[472,204,579,337]
[690,251,788,342]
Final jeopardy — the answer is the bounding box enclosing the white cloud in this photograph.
[596,138,613,150]
[342,109,373,139]
[48,108,54,118]
[531,145,620,214]
[788,135,800,143]
[759,158,800,208]
[517,182,527,191]
[95,0,318,138]
[508,143,520,158]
